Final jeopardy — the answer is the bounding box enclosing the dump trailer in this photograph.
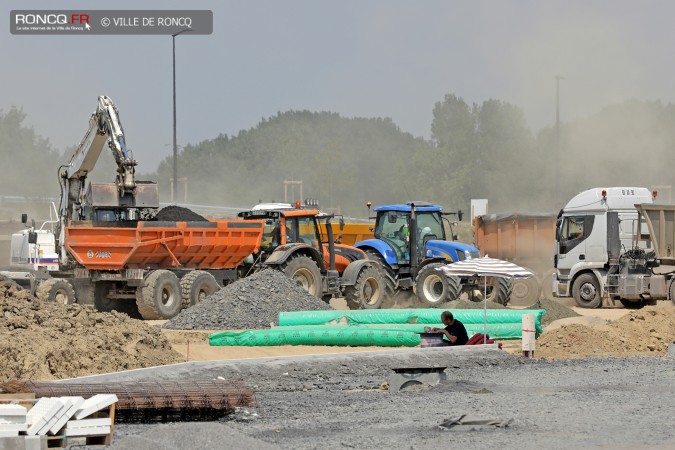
[7,216,264,319]
[318,222,374,246]
[552,187,675,308]
[474,213,556,305]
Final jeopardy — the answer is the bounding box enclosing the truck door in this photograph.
[557,215,594,269]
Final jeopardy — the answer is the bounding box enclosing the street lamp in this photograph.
[555,75,565,202]
[172,29,191,203]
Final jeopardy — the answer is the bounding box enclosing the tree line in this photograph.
[3,96,675,219]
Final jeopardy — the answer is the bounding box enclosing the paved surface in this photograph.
[61,347,675,450]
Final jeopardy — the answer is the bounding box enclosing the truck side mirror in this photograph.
[339,217,345,231]
[21,213,27,224]
[28,231,38,244]
[458,210,464,221]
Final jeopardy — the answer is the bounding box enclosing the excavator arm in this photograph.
[60,95,138,223]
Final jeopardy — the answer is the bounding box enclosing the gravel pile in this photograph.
[531,297,580,325]
[163,269,334,330]
[154,205,208,222]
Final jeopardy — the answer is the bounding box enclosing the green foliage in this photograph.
[0,107,60,197]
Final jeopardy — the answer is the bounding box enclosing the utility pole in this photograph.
[555,76,565,203]
[172,29,190,203]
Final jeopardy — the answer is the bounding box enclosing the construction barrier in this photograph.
[209,328,421,347]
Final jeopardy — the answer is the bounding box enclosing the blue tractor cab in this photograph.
[355,202,481,307]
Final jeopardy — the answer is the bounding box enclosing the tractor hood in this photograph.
[424,240,480,262]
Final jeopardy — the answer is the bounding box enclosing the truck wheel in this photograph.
[483,277,513,305]
[572,273,602,308]
[415,263,451,307]
[36,279,76,305]
[509,278,540,306]
[136,270,183,320]
[619,299,644,309]
[180,271,220,308]
[365,250,396,298]
[94,282,116,312]
[344,266,384,310]
[72,280,95,305]
[670,281,675,306]
[280,255,322,298]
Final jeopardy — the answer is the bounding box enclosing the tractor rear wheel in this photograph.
[136,270,183,320]
[344,266,385,310]
[36,279,76,305]
[483,277,513,305]
[280,255,322,298]
[180,271,220,308]
[416,263,451,307]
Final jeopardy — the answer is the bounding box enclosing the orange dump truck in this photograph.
[473,213,557,306]
[63,219,264,319]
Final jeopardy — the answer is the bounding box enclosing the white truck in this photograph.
[552,186,675,308]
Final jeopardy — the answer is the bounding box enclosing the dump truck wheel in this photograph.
[180,271,219,308]
[280,255,322,298]
[572,273,601,308]
[509,277,540,306]
[136,270,183,320]
[94,282,116,312]
[415,263,451,307]
[344,266,384,310]
[483,277,513,305]
[619,298,644,309]
[36,279,76,305]
[73,280,95,305]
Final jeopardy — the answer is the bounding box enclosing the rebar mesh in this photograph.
[0,379,255,422]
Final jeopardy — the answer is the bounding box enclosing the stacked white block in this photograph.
[25,398,62,436]
[0,404,27,437]
[48,396,85,435]
[64,418,111,436]
[72,394,117,420]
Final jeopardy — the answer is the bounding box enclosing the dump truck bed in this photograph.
[636,203,675,266]
[65,220,264,271]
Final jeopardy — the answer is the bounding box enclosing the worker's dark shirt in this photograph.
[444,319,469,346]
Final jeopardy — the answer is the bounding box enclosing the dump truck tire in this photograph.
[72,280,95,305]
[572,273,601,308]
[619,298,644,309]
[136,270,183,320]
[416,263,451,307]
[280,255,322,298]
[180,270,219,308]
[485,277,513,305]
[36,279,76,305]
[344,266,385,310]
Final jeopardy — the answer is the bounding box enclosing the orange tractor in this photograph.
[238,205,385,309]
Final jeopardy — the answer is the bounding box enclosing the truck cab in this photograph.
[553,187,655,307]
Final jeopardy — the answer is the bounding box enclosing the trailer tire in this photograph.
[73,280,95,305]
[619,299,644,309]
[482,277,513,305]
[670,280,675,306]
[180,271,219,308]
[136,270,183,320]
[280,255,322,298]
[510,277,540,307]
[415,263,450,307]
[94,282,116,312]
[344,266,385,310]
[36,279,76,305]
[572,273,602,308]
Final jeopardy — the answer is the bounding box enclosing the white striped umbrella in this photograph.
[437,257,534,344]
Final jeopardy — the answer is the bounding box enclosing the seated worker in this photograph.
[431,311,469,346]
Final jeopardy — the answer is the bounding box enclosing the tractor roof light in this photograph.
[601,190,607,200]
[295,201,301,209]
[653,190,658,200]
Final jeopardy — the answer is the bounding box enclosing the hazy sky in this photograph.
[3,0,675,172]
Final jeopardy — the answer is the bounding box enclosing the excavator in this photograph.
[3,96,263,319]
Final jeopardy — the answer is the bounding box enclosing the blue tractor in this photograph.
[354,202,512,307]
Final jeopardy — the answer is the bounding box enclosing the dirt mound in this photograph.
[537,306,675,359]
[531,298,580,326]
[154,206,207,222]
[163,269,334,330]
[0,281,183,382]
[446,298,507,309]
